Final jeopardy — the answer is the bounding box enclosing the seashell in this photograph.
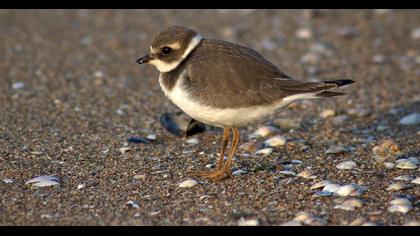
[186,137,199,145]
[384,162,395,169]
[386,182,412,191]
[160,112,206,137]
[77,184,85,190]
[126,200,139,209]
[3,178,14,183]
[389,198,411,206]
[336,161,357,170]
[26,176,60,187]
[293,212,327,226]
[322,183,342,193]
[178,179,198,188]
[335,184,364,197]
[255,148,273,156]
[310,180,331,190]
[12,81,25,90]
[133,174,146,180]
[411,177,420,184]
[395,159,417,169]
[297,169,316,179]
[320,109,335,118]
[315,191,334,197]
[399,113,420,125]
[119,147,132,154]
[407,157,420,165]
[232,169,247,176]
[295,27,313,39]
[264,135,287,147]
[278,170,296,176]
[387,205,412,214]
[325,145,349,154]
[281,220,303,226]
[394,175,415,181]
[238,218,259,226]
[334,198,363,210]
[127,136,150,144]
[146,134,157,140]
[239,140,261,153]
[252,126,279,138]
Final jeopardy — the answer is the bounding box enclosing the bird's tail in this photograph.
[315,79,355,97]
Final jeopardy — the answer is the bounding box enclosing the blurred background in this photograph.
[0,10,419,225]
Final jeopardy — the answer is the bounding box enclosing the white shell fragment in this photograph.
[146,134,157,140]
[178,179,198,188]
[186,137,199,145]
[26,175,60,187]
[386,182,412,191]
[384,162,395,169]
[295,27,313,39]
[255,148,273,156]
[293,212,327,226]
[252,126,279,138]
[335,184,365,197]
[12,81,25,90]
[411,177,420,184]
[334,198,363,211]
[395,159,417,169]
[264,135,287,147]
[322,183,342,193]
[387,198,413,214]
[320,109,335,118]
[393,175,415,181]
[238,218,259,226]
[77,184,85,190]
[119,147,132,154]
[399,113,420,125]
[325,146,349,154]
[126,200,140,209]
[232,169,247,176]
[3,178,14,183]
[278,170,296,176]
[336,161,357,170]
[310,180,331,190]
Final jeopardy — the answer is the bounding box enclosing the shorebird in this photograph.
[137,26,354,181]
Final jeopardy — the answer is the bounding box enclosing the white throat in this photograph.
[150,34,203,73]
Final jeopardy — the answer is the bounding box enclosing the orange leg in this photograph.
[215,128,230,170]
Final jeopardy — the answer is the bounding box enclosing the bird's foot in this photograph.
[189,168,232,181]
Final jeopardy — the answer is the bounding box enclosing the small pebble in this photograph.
[310,180,331,190]
[386,182,412,191]
[320,109,335,118]
[384,162,395,169]
[133,174,146,180]
[3,178,14,183]
[252,126,279,138]
[399,113,420,125]
[336,161,357,170]
[238,218,259,226]
[178,179,198,188]
[372,54,386,64]
[325,145,349,154]
[119,147,132,154]
[77,184,85,190]
[264,135,287,147]
[255,148,273,156]
[146,134,157,140]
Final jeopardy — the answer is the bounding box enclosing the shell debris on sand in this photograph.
[386,182,412,191]
[297,169,317,179]
[178,179,198,188]
[335,184,366,197]
[336,161,357,170]
[320,109,335,118]
[26,175,60,187]
[395,158,418,169]
[411,177,420,184]
[393,175,415,181]
[251,126,279,138]
[310,180,331,190]
[264,135,287,147]
[334,198,363,211]
[293,212,327,226]
[387,198,413,214]
[325,145,350,155]
[255,148,273,156]
[119,147,132,154]
[238,218,259,226]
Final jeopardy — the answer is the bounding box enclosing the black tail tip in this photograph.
[324,79,355,87]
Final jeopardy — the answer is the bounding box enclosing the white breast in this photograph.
[159,72,317,128]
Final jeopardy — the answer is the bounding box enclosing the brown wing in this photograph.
[184,39,337,108]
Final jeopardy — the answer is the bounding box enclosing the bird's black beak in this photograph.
[136,54,152,64]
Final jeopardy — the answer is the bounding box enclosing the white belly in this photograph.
[159,73,316,128]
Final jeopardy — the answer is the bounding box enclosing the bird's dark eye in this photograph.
[161,46,172,55]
